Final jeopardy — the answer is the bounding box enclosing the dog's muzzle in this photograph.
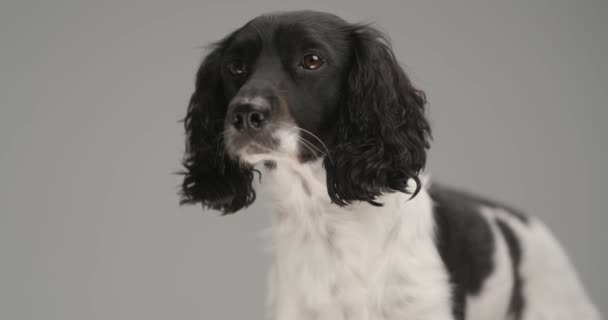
[224,79,297,163]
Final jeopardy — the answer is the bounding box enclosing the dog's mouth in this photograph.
[224,125,300,165]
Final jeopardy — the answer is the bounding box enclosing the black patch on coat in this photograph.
[496,218,525,319]
[433,184,529,224]
[429,184,497,320]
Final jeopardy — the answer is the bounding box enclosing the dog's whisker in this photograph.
[296,136,322,158]
[270,123,333,163]
[297,136,324,157]
[292,127,333,163]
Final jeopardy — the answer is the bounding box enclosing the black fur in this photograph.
[496,218,525,320]
[326,25,431,206]
[179,11,430,211]
[429,184,497,320]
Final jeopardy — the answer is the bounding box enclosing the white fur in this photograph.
[456,205,600,320]
[492,210,601,320]
[258,160,453,320]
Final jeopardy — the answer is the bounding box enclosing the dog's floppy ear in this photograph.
[326,25,431,206]
[180,43,256,214]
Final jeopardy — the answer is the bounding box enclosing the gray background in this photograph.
[1,0,606,319]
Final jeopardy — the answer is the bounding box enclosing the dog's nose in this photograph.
[231,103,269,131]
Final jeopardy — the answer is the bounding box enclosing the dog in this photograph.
[179,10,600,320]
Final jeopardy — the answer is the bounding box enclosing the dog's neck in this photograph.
[257,159,441,318]
[258,159,432,231]
[260,159,433,270]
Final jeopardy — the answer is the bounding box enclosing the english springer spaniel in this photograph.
[179,10,600,320]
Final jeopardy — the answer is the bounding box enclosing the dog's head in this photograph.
[180,11,431,213]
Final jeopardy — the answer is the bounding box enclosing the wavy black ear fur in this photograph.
[180,43,256,214]
[326,25,432,206]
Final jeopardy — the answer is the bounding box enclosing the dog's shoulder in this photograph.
[428,183,528,224]
[426,183,529,318]
[427,183,499,291]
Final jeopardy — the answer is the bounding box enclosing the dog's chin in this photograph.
[225,133,299,164]
[235,145,278,165]
[226,126,301,166]
[230,145,299,166]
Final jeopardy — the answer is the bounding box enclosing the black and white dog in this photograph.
[180,11,600,320]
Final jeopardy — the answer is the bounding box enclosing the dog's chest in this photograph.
[263,165,453,320]
[270,204,383,318]
[269,205,386,319]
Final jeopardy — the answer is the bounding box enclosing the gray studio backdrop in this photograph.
[1,0,606,319]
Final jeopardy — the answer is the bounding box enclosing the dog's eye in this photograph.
[301,54,324,70]
[227,60,248,75]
